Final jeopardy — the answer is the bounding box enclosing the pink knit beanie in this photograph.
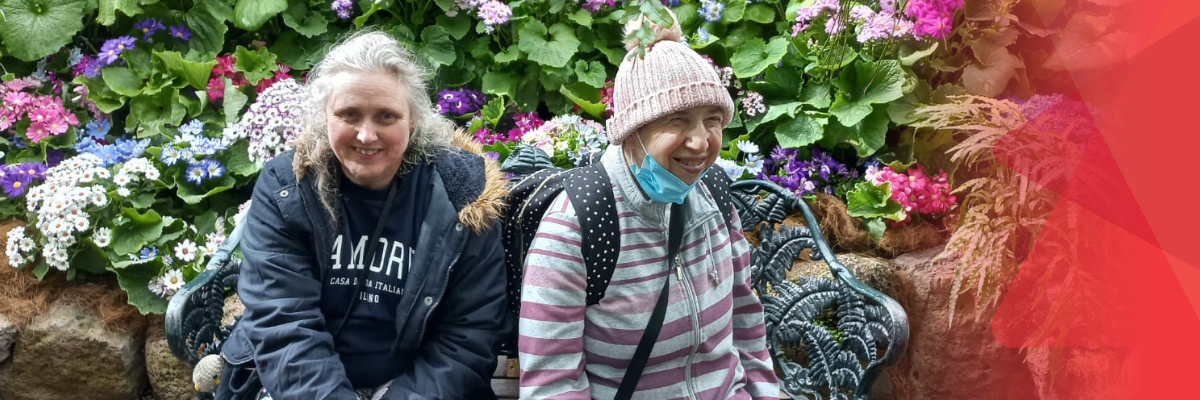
[606,11,735,144]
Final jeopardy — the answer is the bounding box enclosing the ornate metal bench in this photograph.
[166,178,908,400]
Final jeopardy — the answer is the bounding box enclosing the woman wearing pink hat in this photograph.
[516,11,780,400]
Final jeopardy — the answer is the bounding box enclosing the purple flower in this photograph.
[332,0,355,19]
[0,173,32,198]
[13,163,47,179]
[435,88,487,115]
[98,36,136,66]
[169,25,193,41]
[477,1,513,32]
[484,151,500,161]
[134,19,165,41]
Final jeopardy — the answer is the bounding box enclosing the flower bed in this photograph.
[0,0,1127,314]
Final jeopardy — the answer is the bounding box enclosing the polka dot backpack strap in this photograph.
[563,162,621,306]
[701,166,736,230]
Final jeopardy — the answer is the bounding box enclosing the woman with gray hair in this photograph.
[215,29,511,400]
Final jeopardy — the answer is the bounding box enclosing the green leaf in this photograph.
[963,40,1021,98]
[723,0,746,23]
[113,260,168,314]
[225,141,259,177]
[846,181,905,222]
[560,83,606,118]
[493,45,520,63]
[829,60,905,126]
[178,175,235,204]
[776,113,823,148]
[0,0,87,61]
[638,0,674,29]
[517,21,581,68]
[745,101,798,133]
[185,1,233,59]
[482,71,520,98]
[282,2,329,38]
[223,77,248,126]
[128,191,157,209]
[419,26,456,69]
[596,44,625,66]
[799,82,831,108]
[730,37,789,79]
[129,90,187,137]
[568,9,593,27]
[830,105,890,157]
[101,67,143,97]
[96,0,141,26]
[113,208,165,255]
[153,51,217,91]
[437,14,472,40]
[865,218,886,242]
[233,0,286,31]
[434,0,455,11]
[32,263,50,279]
[899,41,939,66]
[574,60,607,88]
[233,46,278,84]
[480,97,506,127]
[745,4,775,23]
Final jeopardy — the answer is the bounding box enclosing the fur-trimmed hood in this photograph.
[434,129,509,234]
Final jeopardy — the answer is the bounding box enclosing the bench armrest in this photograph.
[166,218,248,365]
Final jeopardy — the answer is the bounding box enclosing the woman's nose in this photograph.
[357,122,377,143]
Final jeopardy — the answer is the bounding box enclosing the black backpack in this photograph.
[496,144,735,355]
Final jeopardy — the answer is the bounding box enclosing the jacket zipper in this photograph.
[671,212,716,400]
[418,225,467,342]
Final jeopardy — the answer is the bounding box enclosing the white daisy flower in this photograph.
[174,239,198,263]
[93,227,112,248]
[162,269,185,291]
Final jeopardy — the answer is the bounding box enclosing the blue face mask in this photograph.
[629,134,700,204]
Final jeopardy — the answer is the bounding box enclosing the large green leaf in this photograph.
[178,175,235,204]
[281,2,329,38]
[846,181,905,221]
[574,60,607,88]
[776,113,823,148]
[112,260,168,314]
[112,208,166,255]
[225,141,260,177]
[153,51,217,91]
[829,60,905,126]
[96,0,141,26]
[560,83,607,118]
[745,4,775,23]
[0,0,87,61]
[963,40,1021,97]
[731,37,789,79]
[223,77,248,126]
[232,0,286,31]
[517,21,580,68]
[419,26,456,69]
[799,82,831,108]
[233,46,278,84]
[129,90,187,137]
[745,101,798,134]
[437,14,472,40]
[830,105,890,157]
[482,71,520,98]
[185,1,233,59]
[723,0,746,23]
[101,67,143,97]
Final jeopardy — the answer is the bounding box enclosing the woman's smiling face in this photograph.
[325,70,415,189]
[625,105,725,185]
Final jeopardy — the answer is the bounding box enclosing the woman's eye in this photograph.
[379,112,397,121]
[339,111,358,120]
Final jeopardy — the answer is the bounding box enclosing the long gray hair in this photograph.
[291,29,456,222]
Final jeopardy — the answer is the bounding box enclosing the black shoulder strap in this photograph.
[701,167,736,230]
[562,162,620,306]
[615,201,685,400]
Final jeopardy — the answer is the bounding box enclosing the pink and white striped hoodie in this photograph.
[518,148,779,400]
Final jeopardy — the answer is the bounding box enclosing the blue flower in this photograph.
[139,246,158,261]
[160,147,182,166]
[202,159,225,179]
[699,0,725,23]
[185,162,207,185]
[83,118,111,141]
[179,120,204,136]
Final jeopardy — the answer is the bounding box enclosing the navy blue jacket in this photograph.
[218,141,510,400]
